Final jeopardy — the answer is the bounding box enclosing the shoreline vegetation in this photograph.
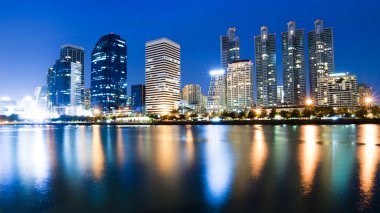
[1,106,379,126]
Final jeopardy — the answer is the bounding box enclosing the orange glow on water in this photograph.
[92,125,105,180]
[299,125,320,196]
[250,126,267,179]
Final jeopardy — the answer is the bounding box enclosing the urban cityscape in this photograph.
[0,20,378,124]
[1,1,380,212]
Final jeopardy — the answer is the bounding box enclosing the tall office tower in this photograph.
[220,27,240,70]
[226,60,253,110]
[358,83,373,106]
[145,38,181,115]
[308,19,334,100]
[254,26,277,108]
[60,45,85,105]
[318,73,358,108]
[91,33,127,112]
[282,21,306,106]
[48,60,83,114]
[206,70,226,112]
[131,84,146,113]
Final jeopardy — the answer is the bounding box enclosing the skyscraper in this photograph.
[48,59,82,114]
[91,33,127,112]
[282,21,306,106]
[206,70,226,112]
[131,84,146,113]
[308,19,334,100]
[220,27,240,70]
[255,26,277,108]
[226,60,253,110]
[60,45,85,105]
[145,38,181,115]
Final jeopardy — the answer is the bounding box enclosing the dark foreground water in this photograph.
[0,125,379,212]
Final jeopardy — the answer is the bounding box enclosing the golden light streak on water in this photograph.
[250,125,267,179]
[357,124,380,210]
[299,125,320,196]
[92,125,105,180]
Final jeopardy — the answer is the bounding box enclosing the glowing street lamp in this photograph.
[305,98,314,107]
[93,108,101,116]
[364,96,374,107]
[255,108,262,116]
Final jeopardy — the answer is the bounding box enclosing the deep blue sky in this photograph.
[0,0,379,100]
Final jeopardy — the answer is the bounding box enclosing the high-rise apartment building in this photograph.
[206,70,226,112]
[282,21,306,106]
[255,26,277,108]
[145,38,181,115]
[131,84,146,113]
[220,27,240,70]
[277,86,284,105]
[226,60,253,110]
[318,73,358,108]
[308,19,334,100]
[91,33,127,112]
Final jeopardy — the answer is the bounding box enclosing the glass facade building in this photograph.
[131,84,146,113]
[91,33,127,112]
[220,27,240,70]
[282,21,306,106]
[254,26,277,108]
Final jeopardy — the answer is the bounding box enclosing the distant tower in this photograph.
[282,21,306,106]
[91,33,127,112]
[308,19,334,100]
[255,26,277,108]
[131,84,146,113]
[145,38,181,115]
[220,27,240,70]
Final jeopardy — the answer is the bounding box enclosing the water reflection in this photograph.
[357,124,380,210]
[250,125,267,179]
[299,125,321,196]
[92,125,105,180]
[204,125,234,207]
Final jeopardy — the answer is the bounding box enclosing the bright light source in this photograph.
[255,108,261,116]
[211,117,221,122]
[209,69,225,76]
[364,97,373,105]
[305,98,313,106]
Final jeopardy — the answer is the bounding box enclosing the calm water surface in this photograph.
[0,124,379,212]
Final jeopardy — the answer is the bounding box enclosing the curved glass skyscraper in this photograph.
[91,33,127,112]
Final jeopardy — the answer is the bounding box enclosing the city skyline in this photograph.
[0,0,379,101]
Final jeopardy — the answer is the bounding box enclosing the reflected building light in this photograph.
[299,125,320,196]
[116,128,125,168]
[357,124,379,210]
[92,125,105,180]
[185,126,195,166]
[250,126,267,179]
[156,126,178,177]
[204,126,234,207]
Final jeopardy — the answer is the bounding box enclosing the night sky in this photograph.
[0,0,379,100]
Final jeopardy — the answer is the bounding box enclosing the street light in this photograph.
[305,98,314,107]
[364,96,374,107]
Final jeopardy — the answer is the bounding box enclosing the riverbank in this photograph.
[1,118,380,126]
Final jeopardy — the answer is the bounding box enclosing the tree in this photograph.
[280,110,290,119]
[355,108,368,119]
[8,114,20,122]
[268,108,277,119]
[371,106,380,118]
[259,109,268,118]
[301,108,314,118]
[291,109,301,118]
